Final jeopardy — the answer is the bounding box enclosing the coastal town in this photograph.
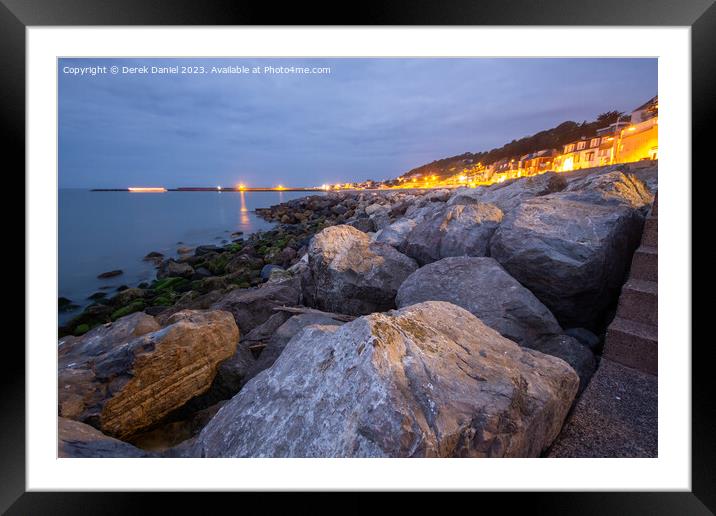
[329,95,658,191]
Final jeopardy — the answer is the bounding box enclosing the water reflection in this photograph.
[239,191,251,226]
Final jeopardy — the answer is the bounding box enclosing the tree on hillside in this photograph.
[596,111,624,125]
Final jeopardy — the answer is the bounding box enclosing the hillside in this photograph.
[390,111,624,184]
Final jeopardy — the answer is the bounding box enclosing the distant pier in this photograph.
[91,187,325,193]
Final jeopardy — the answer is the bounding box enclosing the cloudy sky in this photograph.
[59,58,657,188]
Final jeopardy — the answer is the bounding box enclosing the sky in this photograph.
[59,58,657,188]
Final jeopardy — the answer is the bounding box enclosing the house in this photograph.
[617,115,658,162]
[521,149,558,175]
[630,95,658,124]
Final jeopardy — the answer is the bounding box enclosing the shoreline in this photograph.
[58,162,658,457]
[59,163,658,337]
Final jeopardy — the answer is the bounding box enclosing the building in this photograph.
[520,149,558,176]
[630,95,658,124]
[616,96,658,162]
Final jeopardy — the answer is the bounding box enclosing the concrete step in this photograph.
[616,278,658,326]
[603,317,658,375]
[651,192,658,217]
[641,216,657,248]
[630,245,658,282]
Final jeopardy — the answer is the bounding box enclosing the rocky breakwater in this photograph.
[192,301,579,458]
[57,163,657,457]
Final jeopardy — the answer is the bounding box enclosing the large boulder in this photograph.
[490,190,647,329]
[448,172,567,213]
[528,335,596,394]
[243,312,346,382]
[59,417,150,458]
[400,203,503,265]
[396,257,562,347]
[561,170,654,209]
[58,310,238,439]
[210,277,301,333]
[192,301,579,458]
[304,225,418,315]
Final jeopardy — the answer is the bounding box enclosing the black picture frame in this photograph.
[3,0,709,510]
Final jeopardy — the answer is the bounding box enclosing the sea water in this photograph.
[59,189,315,324]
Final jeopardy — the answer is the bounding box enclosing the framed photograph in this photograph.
[5,0,710,510]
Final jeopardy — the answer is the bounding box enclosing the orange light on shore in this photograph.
[276,184,286,190]
[236,183,247,191]
[128,187,166,193]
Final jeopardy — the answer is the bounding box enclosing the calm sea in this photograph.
[59,189,316,324]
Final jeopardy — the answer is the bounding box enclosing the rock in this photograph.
[401,203,503,265]
[368,206,392,231]
[192,301,578,458]
[97,270,123,279]
[192,267,213,279]
[267,268,292,283]
[177,332,257,413]
[244,312,345,382]
[374,218,417,248]
[565,327,601,352]
[364,203,385,216]
[157,259,195,279]
[241,312,292,346]
[111,287,145,306]
[346,217,376,233]
[227,249,264,268]
[260,264,284,280]
[277,246,297,267]
[154,290,225,324]
[87,292,107,301]
[59,297,80,312]
[58,310,238,439]
[59,312,161,363]
[528,334,597,393]
[424,189,451,202]
[210,278,301,333]
[304,225,418,315]
[59,417,150,458]
[143,251,164,264]
[145,305,170,317]
[562,171,654,209]
[490,194,645,329]
[396,257,562,347]
[195,244,225,256]
[448,172,567,213]
[127,401,227,452]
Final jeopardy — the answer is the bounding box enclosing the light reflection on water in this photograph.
[59,189,319,324]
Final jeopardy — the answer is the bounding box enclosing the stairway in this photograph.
[602,192,658,375]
